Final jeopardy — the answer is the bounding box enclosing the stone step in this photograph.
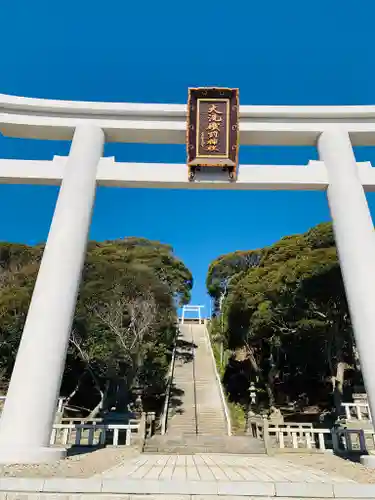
[198,421,226,425]
[208,423,229,426]
[198,422,226,426]
[165,324,228,437]
[143,435,267,455]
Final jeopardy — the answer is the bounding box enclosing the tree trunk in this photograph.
[114,379,129,411]
[333,361,346,419]
[328,322,347,420]
[246,343,277,408]
[88,380,110,419]
[265,382,275,407]
[246,345,260,374]
[353,343,361,372]
[64,371,86,406]
[220,342,224,367]
[266,364,279,408]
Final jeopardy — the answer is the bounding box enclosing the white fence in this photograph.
[249,417,375,454]
[268,427,331,451]
[266,426,375,453]
[50,423,140,447]
[250,420,314,439]
[204,325,232,437]
[59,418,103,425]
[341,402,372,421]
[250,420,330,452]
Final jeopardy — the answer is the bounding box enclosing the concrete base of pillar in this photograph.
[360,454,375,468]
[0,446,67,464]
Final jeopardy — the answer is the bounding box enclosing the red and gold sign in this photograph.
[187,87,239,180]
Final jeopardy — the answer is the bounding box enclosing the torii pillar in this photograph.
[0,124,104,463]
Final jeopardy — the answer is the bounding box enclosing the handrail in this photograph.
[203,324,232,436]
[341,401,372,421]
[50,423,139,447]
[53,423,139,429]
[191,324,199,435]
[160,336,177,435]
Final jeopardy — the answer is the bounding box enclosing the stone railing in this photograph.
[266,426,331,451]
[251,417,375,455]
[250,419,314,439]
[50,423,140,447]
[250,419,329,452]
[204,324,232,436]
[341,402,372,421]
[59,418,103,425]
[160,341,177,436]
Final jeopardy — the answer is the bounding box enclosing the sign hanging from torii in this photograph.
[186,87,239,181]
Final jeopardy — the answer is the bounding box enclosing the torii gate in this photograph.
[180,305,205,325]
[1,91,375,466]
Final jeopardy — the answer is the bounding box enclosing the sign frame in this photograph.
[187,87,239,180]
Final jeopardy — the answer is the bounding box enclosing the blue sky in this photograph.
[1,0,375,314]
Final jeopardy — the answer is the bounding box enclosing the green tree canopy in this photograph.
[206,250,262,313]
[208,222,359,418]
[0,236,192,416]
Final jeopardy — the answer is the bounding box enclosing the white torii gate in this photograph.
[1,93,375,466]
[180,305,205,324]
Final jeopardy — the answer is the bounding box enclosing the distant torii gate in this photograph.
[180,305,205,324]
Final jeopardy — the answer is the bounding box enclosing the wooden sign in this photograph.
[187,87,239,180]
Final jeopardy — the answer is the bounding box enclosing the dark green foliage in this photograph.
[206,250,262,314]
[207,222,360,419]
[0,237,192,415]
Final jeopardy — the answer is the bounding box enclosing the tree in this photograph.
[0,237,192,417]
[68,247,185,416]
[206,250,261,314]
[0,246,40,391]
[208,222,358,417]
[87,238,193,306]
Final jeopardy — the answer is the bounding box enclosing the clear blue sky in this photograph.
[1,0,375,314]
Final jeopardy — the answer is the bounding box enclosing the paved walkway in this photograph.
[99,453,354,483]
[3,452,375,499]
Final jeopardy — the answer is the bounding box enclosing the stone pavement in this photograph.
[2,452,375,498]
[98,453,353,483]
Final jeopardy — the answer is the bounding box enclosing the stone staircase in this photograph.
[193,323,228,436]
[165,324,197,436]
[144,434,266,454]
[144,323,265,454]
